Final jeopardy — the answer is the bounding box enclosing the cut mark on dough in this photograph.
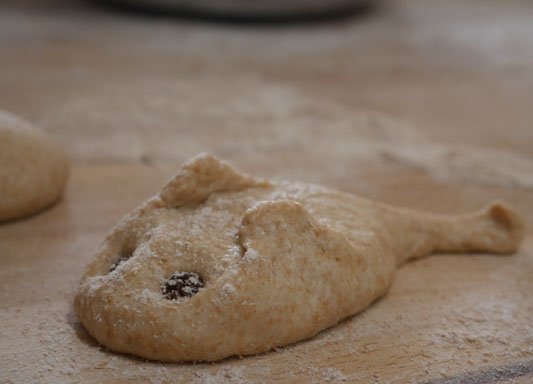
[162,272,205,300]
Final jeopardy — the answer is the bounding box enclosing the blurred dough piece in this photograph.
[0,110,69,221]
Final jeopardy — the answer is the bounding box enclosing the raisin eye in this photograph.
[162,272,205,300]
[109,254,130,273]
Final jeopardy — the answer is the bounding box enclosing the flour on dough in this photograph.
[75,154,524,362]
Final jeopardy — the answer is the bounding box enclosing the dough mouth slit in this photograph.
[108,248,134,273]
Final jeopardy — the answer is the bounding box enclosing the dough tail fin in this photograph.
[390,201,525,265]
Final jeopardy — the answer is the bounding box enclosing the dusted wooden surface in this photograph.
[1,0,532,383]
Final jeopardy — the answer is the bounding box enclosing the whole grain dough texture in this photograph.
[75,154,524,362]
[0,110,69,221]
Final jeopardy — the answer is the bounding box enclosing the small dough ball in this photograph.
[0,110,69,221]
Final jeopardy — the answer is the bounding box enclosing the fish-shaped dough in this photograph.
[75,154,524,362]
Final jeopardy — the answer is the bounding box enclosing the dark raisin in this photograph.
[162,272,205,300]
[109,255,130,273]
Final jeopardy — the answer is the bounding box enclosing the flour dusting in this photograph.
[193,367,247,384]
[244,248,260,262]
[222,283,236,296]
[322,367,348,382]
[382,144,533,189]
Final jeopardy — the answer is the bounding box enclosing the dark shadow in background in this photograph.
[425,360,533,384]
[91,0,377,25]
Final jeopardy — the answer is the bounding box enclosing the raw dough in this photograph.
[0,110,69,221]
[75,154,524,362]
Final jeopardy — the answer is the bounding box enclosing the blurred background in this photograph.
[2,0,532,192]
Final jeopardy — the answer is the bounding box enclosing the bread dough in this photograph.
[75,154,524,362]
[0,110,69,221]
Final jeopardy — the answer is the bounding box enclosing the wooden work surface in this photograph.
[1,0,532,382]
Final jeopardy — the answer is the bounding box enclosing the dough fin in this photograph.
[237,199,374,346]
[388,201,525,264]
[239,199,366,278]
[240,199,352,254]
[159,153,268,207]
